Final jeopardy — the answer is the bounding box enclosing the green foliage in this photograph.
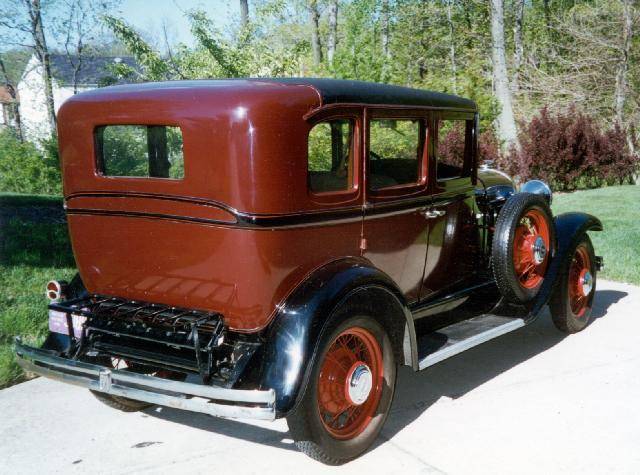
[0,216,75,389]
[0,130,62,195]
[102,15,170,80]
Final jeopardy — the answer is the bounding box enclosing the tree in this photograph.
[615,0,634,147]
[309,0,322,67]
[512,0,524,92]
[240,0,249,29]
[60,0,117,94]
[0,0,57,136]
[489,0,518,149]
[327,0,338,64]
[0,53,23,141]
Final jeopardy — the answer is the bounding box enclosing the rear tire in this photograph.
[550,235,597,333]
[287,307,396,465]
[492,193,555,303]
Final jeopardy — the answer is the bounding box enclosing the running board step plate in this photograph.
[417,315,525,370]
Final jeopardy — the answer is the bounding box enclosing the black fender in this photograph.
[527,212,603,317]
[252,257,416,417]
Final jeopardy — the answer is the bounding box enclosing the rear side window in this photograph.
[96,125,184,179]
[437,119,472,180]
[308,119,354,193]
[368,119,423,190]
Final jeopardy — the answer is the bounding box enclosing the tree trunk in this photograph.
[240,0,249,29]
[327,0,338,63]
[0,55,23,142]
[27,0,57,137]
[512,0,524,92]
[309,0,323,67]
[490,0,518,150]
[615,0,632,128]
[446,0,457,93]
[381,0,390,58]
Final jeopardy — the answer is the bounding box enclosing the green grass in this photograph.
[0,213,75,388]
[553,185,640,285]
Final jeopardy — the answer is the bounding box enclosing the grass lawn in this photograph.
[0,186,637,388]
[0,196,75,388]
[552,185,640,286]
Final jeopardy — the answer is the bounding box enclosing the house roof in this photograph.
[49,54,138,86]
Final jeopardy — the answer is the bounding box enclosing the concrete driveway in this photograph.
[1,279,639,474]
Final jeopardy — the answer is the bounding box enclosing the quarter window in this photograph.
[368,119,423,190]
[96,125,184,179]
[308,119,354,193]
[437,119,472,180]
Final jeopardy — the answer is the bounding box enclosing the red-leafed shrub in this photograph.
[438,124,502,167]
[503,106,638,191]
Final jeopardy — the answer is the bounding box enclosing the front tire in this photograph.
[287,310,396,465]
[550,235,597,333]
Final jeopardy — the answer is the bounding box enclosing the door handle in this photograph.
[422,209,445,219]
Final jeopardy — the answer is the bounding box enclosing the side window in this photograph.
[96,125,184,179]
[437,119,472,180]
[308,119,354,193]
[368,119,423,190]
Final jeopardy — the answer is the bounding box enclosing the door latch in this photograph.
[422,209,445,219]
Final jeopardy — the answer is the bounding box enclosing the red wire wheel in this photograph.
[512,209,551,290]
[568,244,593,318]
[316,327,384,440]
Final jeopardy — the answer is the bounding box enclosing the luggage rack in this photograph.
[50,295,225,382]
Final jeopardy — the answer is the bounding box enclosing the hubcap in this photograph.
[346,363,373,405]
[532,235,547,265]
[580,269,593,297]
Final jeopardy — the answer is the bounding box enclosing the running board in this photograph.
[417,314,526,370]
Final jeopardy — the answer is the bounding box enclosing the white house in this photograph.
[17,53,138,142]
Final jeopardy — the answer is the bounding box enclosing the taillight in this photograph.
[46,280,67,301]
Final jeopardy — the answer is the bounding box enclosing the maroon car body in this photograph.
[15,79,602,464]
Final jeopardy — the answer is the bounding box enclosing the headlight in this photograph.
[520,180,552,205]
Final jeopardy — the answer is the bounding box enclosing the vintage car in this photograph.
[15,79,602,464]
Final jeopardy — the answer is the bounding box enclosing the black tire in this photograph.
[287,306,396,465]
[492,193,555,303]
[90,390,153,412]
[550,234,597,333]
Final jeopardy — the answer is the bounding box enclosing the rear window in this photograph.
[95,125,184,179]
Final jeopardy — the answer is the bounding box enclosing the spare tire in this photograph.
[492,193,555,303]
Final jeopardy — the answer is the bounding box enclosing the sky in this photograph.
[117,0,240,48]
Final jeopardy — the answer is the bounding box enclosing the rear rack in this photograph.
[50,295,224,382]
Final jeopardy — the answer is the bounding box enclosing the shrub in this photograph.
[502,106,638,191]
[0,130,62,195]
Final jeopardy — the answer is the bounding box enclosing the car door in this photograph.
[361,108,431,304]
[420,112,482,299]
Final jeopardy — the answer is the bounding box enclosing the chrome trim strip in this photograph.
[14,339,276,420]
[418,318,525,370]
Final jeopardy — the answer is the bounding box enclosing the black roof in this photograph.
[265,78,477,111]
[49,54,138,86]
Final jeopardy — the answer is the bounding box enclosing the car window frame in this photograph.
[434,111,476,183]
[365,107,429,201]
[305,109,362,206]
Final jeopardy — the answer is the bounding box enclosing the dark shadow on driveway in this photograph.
[144,288,627,454]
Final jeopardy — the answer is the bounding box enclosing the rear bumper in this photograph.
[14,338,276,421]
